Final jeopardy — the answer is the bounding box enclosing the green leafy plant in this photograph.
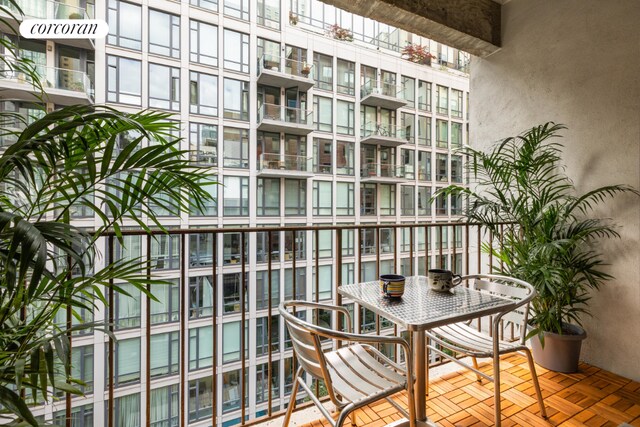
[436,123,638,339]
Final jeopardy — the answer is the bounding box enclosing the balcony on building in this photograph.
[360,121,409,147]
[0,55,94,105]
[257,103,314,135]
[256,153,314,178]
[360,79,407,109]
[257,54,315,91]
[0,0,95,50]
[360,162,407,183]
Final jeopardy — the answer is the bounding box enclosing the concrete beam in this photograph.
[320,0,501,57]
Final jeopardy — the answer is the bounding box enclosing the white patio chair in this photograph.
[425,274,547,426]
[279,301,416,427]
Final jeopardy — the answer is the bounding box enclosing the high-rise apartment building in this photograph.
[0,0,469,425]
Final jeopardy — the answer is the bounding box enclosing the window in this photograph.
[190,20,217,66]
[284,231,306,261]
[312,265,333,300]
[402,76,415,107]
[189,326,213,370]
[402,149,415,179]
[115,338,140,385]
[436,119,448,148]
[190,72,218,116]
[71,346,93,394]
[224,0,249,20]
[224,78,250,120]
[223,232,247,264]
[401,185,415,216]
[114,283,140,329]
[223,273,247,314]
[107,56,141,105]
[189,233,214,267]
[284,268,306,300]
[109,394,140,427]
[256,231,279,263]
[451,89,463,118]
[150,385,178,427]
[256,362,279,404]
[312,181,332,215]
[436,189,447,216]
[107,0,141,50]
[190,123,218,165]
[361,307,376,333]
[189,276,213,318]
[54,404,93,427]
[314,138,332,174]
[150,332,179,377]
[256,315,279,356]
[336,182,354,215]
[418,151,431,181]
[418,80,431,111]
[451,122,463,148]
[257,38,281,72]
[451,155,463,183]
[256,270,280,309]
[223,29,249,73]
[191,0,217,11]
[223,176,249,216]
[451,194,463,215]
[436,84,448,115]
[188,377,213,422]
[336,100,355,135]
[150,279,179,324]
[380,184,396,216]
[313,230,333,258]
[257,178,280,216]
[149,9,180,58]
[361,183,376,216]
[314,96,332,132]
[223,321,248,363]
[313,53,333,91]
[222,369,247,413]
[336,141,354,175]
[436,153,448,182]
[257,0,280,28]
[284,179,306,216]
[191,180,218,216]
[337,59,355,95]
[223,127,249,168]
[402,112,415,143]
[148,64,179,111]
[418,116,431,146]
[150,234,180,270]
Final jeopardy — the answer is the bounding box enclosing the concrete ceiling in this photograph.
[320,0,502,57]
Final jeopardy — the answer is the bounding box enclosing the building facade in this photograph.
[0,0,469,425]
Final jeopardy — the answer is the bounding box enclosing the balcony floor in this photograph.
[299,354,640,427]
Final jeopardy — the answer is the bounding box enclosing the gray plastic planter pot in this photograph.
[529,323,587,373]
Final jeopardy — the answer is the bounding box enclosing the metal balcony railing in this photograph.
[0,0,91,20]
[360,78,403,98]
[42,222,516,427]
[258,153,312,173]
[258,53,314,79]
[361,121,409,140]
[360,162,406,179]
[257,103,312,126]
[0,54,94,101]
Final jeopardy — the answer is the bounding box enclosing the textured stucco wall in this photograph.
[470,0,640,380]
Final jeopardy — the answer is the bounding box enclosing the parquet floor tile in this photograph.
[298,354,639,427]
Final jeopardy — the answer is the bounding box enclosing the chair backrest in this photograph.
[278,302,331,383]
[464,274,536,343]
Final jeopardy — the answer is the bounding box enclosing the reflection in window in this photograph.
[190,20,217,66]
[223,29,250,73]
[189,276,213,318]
[257,0,280,29]
[313,53,333,91]
[190,72,218,116]
[223,127,249,168]
[337,59,355,95]
[149,9,180,58]
[224,78,250,120]
[189,123,218,165]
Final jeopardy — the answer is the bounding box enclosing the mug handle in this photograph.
[452,274,463,286]
[382,281,388,295]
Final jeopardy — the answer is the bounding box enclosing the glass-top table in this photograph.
[338,276,516,424]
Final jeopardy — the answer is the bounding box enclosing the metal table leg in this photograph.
[413,330,426,421]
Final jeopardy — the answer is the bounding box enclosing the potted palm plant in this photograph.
[436,122,638,372]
